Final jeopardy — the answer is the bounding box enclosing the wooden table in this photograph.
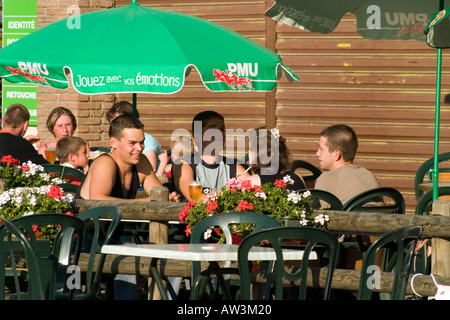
[418,182,450,191]
[101,243,315,300]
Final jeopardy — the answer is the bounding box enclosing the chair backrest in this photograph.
[415,186,450,216]
[190,212,281,281]
[414,152,450,200]
[0,217,45,300]
[42,164,86,184]
[58,183,80,194]
[290,160,322,189]
[75,206,122,299]
[9,213,85,300]
[306,189,344,210]
[238,226,339,300]
[343,187,405,214]
[357,225,423,300]
[90,147,111,153]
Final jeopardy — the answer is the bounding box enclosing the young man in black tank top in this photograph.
[78,115,179,202]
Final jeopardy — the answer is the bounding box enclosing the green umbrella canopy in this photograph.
[0,0,298,95]
[265,0,450,41]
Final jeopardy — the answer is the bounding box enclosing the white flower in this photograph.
[314,213,330,225]
[270,128,280,139]
[283,175,294,185]
[203,228,212,240]
[287,191,301,204]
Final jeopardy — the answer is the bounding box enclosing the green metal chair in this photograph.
[305,189,344,210]
[340,187,405,269]
[290,160,322,189]
[190,211,281,300]
[74,206,122,300]
[0,217,45,300]
[357,226,423,300]
[57,183,79,194]
[238,226,339,300]
[42,164,86,184]
[7,213,86,300]
[414,152,450,200]
[343,187,405,214]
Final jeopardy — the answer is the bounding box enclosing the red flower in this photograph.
[252,185,263,193]
[66,211,74,216]
[179,201,196,222]
[237,200,253,212]
[273,179,286,188]
[32,225,38,232]
[184,224,191,237]
[21,164,30,172]
[231,233,243,245]
[240,180,252,191]
[0,155,20,166]
[206,200,218,213]
[47,185,63,200]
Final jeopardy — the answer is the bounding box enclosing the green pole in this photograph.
[433,0,445,201]
[433,48,442,201]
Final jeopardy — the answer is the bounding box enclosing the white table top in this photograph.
[101,243,316,261]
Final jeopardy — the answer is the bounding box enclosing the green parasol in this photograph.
[266,0,448,200]
[0,0,298,114]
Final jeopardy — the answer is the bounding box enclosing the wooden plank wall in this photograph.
[115,0,450,213]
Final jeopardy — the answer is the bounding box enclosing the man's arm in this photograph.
[139,154,180,202]
[84,155,125,200]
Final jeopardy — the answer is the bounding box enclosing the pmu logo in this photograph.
[17,61,49,76]
[227,63,258,78]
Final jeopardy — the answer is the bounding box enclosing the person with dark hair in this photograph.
[77,115,179,202]
[0,104,48,165]
[314,124,380,206]
[105,101,166,177]
[246,127,305,190]
[174,110,250,201]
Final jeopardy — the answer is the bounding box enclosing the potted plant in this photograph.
[179,176,329,244]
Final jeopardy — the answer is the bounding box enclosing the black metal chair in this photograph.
[290,160,322,189]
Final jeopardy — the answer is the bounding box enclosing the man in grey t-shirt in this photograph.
[314,124,381,207]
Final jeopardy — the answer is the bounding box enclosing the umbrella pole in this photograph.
[132,93,137,117]
[433,48,442,201]
[433,0,445,201]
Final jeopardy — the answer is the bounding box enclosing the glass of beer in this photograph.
[189,181,203,201]
[45,148,56,164]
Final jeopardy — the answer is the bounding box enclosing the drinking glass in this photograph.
[189,181,203,201]
[45,148,56,164]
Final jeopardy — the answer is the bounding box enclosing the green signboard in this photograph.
[2,0,39,126]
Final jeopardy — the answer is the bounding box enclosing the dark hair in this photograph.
[249,127,291,175]
[320,124,358,162]
[109,115,144,139]
[56,136,86,163]
[191,110,225,147]
[3,104,30,128]
[106,101,139,123]
[46,107,77,136]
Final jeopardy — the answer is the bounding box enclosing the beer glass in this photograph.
[45,148,56,164]
[188,181,203,201]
